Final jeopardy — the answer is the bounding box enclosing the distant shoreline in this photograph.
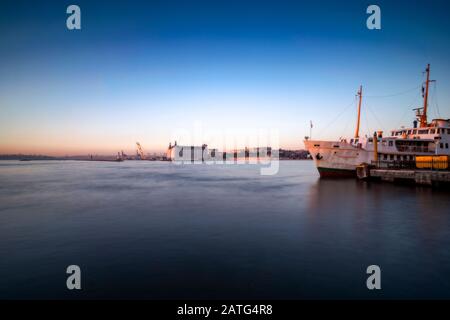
[0,150,311,162]
[1,158,313,162]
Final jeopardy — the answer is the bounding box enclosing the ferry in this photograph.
[166,141,272,162]
[304,64,450,178]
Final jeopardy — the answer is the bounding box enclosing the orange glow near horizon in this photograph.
[0,132,311,156]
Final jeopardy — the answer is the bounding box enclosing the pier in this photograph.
[369,169,450,186]
[357,160,450,187]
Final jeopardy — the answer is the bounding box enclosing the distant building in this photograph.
[167,142,208,162]
[278,149,310,160]
[166,142,274,163]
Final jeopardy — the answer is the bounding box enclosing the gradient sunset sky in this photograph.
[1,0,450,155]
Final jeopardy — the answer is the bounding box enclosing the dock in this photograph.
[369,169,450,186]
[357,160,450,187]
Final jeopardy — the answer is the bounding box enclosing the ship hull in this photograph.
[304,139,371,178]
[317,167,356,178]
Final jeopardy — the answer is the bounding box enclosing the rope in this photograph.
[363,106,372,137]
[366,104,386,133]
[339,112,354,140]
[393,94,421,130]
[365,86,420,98]
[315,97,356,138]
[432,82,441,118]
[312,81,431,140]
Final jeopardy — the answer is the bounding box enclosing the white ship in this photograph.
[304,64,450,177]
[166,141,272,162]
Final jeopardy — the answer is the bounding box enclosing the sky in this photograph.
[1,0,450,155]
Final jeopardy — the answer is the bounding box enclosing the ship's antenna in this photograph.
[420,64,431,127]
[355,85,363,139]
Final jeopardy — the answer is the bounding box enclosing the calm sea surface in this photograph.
[0,160,449,299]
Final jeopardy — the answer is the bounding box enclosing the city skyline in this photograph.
[1,0,450,155]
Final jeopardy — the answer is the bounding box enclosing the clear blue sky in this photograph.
[1,0,450,155]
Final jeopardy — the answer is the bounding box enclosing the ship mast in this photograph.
[355,85,362,139]
[420,64,431,128]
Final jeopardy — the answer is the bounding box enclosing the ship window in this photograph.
[388,141,393,147]
[407,130,411,134]
[211,149,216,157]
[447,129,450,134]
[446,143,449,149]
[418,129,428,134]
[440,143,444,148]
[390,154,394,160]
[430,129,436,134]
[383,154,387,160]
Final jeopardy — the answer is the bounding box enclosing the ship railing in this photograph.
[395,146,432,153]
[372,160,416,170]
[371,160,449,171]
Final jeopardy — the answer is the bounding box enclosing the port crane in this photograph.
[136,142,145,160]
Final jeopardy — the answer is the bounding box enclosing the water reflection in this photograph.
[0,160,449,299]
